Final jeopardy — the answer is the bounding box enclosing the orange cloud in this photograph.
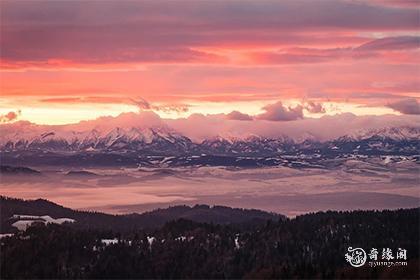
[1,1,419,124]
[0,110,21,123]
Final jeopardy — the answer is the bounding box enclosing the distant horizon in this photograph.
[2,194,419,218]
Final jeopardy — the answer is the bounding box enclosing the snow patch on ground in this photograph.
[0,233,14,239]
[11,215,75,231]
[101,238,119,246]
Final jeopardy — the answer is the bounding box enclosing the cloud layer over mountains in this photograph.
[1,111,419,142]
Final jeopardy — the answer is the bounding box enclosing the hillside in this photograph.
[0,206,418,279]
[0,196,282,233]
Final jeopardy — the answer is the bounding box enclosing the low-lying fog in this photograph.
[1,160,419,217]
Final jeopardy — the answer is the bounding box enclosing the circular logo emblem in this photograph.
[345,247,367,267]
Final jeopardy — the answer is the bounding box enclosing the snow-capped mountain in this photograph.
[0,126,193,154]
[335,126,420,142]
[0,125,419,158]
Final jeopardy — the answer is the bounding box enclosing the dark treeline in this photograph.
[0,196,282,232]
[1,208,419,279]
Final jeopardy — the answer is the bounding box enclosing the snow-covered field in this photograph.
[0,159,419,216]
[11,215,75,231]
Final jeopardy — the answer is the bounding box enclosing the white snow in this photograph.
[383,156,392,164]
[12,220,39,231]
[101,238,119,246]
[162,156,176,162]
[147,236,156,248]
[234,235,240,249]
[11,214,75,231]
[175,236,187,242]
[0,233,14,239]
[12,214,40,219]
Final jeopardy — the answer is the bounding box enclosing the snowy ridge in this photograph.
[336,126,420,142]
[0,126,190,152]
[0,125,419,156]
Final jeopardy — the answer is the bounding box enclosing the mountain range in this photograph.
[1,125,419,158]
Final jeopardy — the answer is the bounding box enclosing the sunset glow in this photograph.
[0,0,419,125]
[1,3,419,278]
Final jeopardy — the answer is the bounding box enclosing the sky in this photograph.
[0,0,419,125]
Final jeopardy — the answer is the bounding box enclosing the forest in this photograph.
[1,206,419,279]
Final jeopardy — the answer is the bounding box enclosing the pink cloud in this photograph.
[130,97,189,114]
[360,0,420,8]
[248,36,419,65]
[356,36,420,51]
[257,101,304,121]
[1,1,418,67]
[1,0,418,117]
[387,98,420,115]
[305,101,326,113]
[226,111,253,121]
